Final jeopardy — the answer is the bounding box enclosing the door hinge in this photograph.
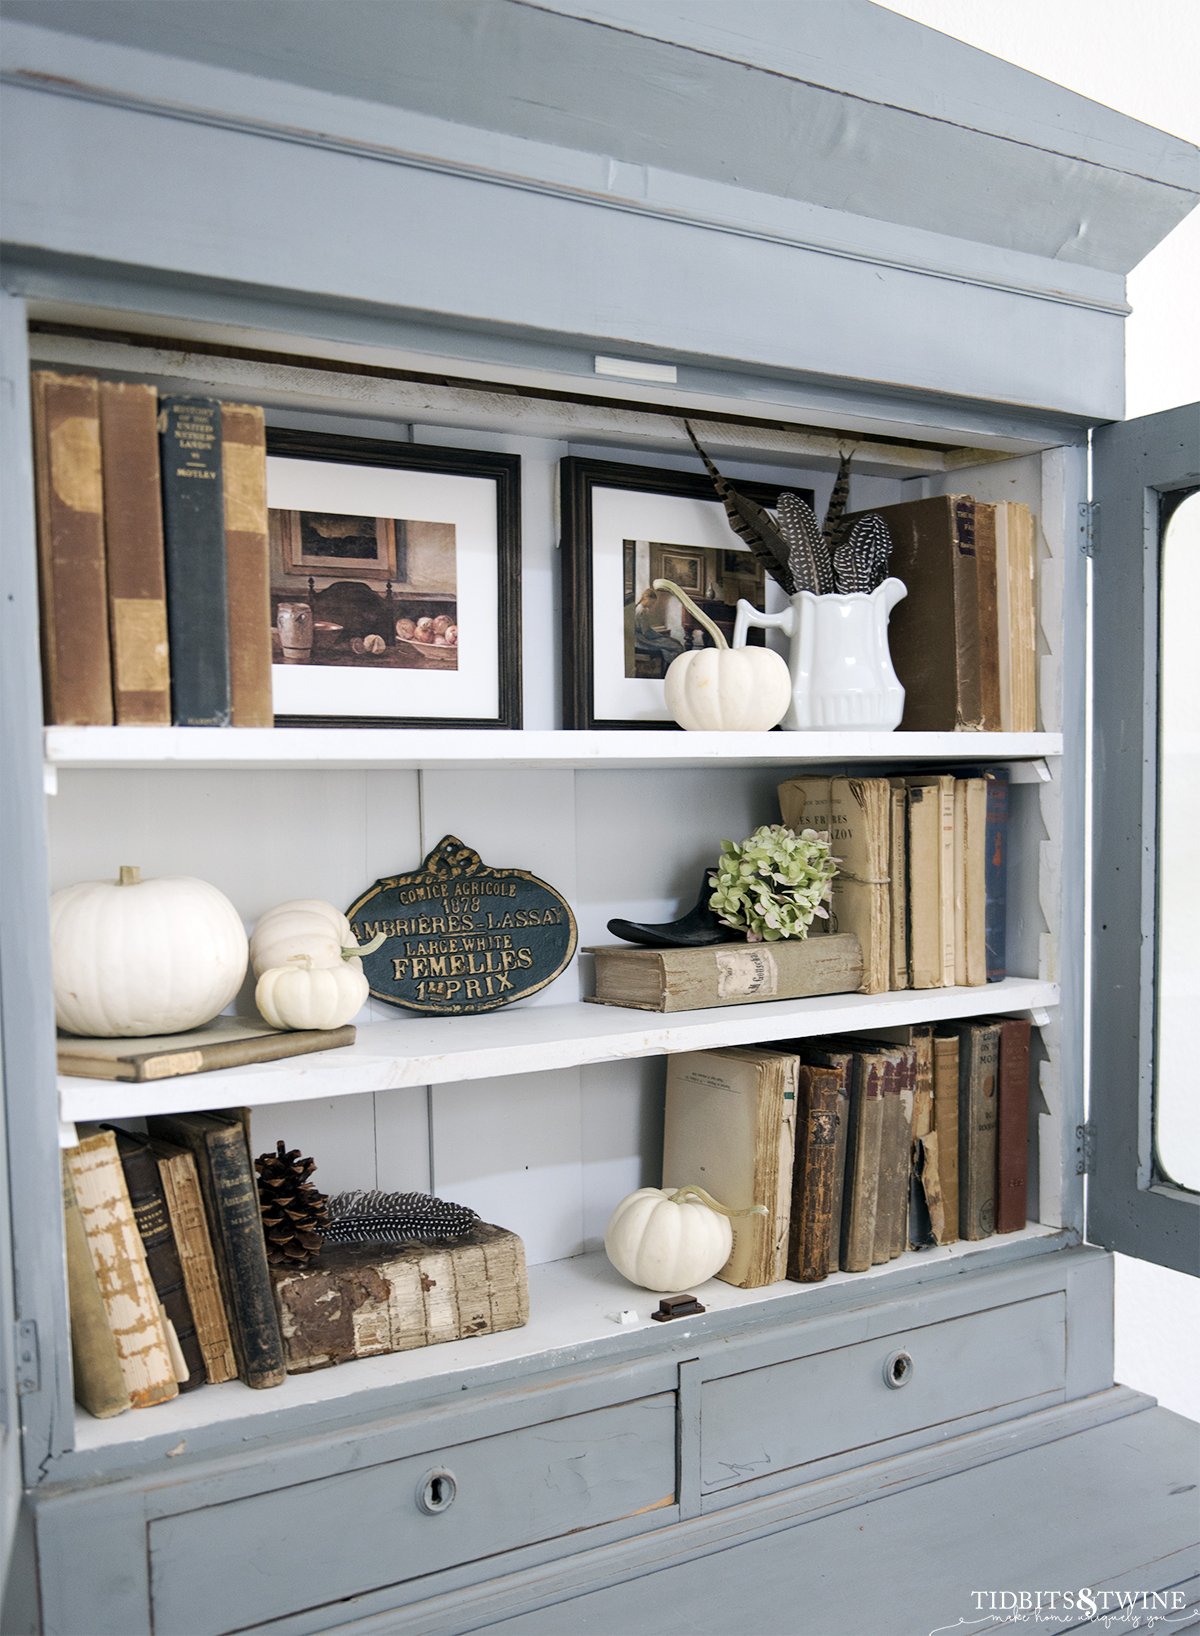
[15,1320,40,1397]
[1079,501,1099,557]
[1075,1122,1097,1176]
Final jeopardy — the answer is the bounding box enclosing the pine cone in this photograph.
[254,1140,330,1267]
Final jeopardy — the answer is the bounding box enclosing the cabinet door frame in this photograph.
[1088,400,1200,1275]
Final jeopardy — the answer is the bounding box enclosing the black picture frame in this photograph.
[267,427,521,729]
[559,456,811,730]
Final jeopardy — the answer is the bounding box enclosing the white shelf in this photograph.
[43,726,1063,774]
[58,977,1059,1122]
[71,1228,1068,1457]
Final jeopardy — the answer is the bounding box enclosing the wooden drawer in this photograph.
[701,1292,1065,1493]
[148,1394,676,1635]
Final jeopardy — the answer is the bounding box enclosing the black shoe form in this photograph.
[606,872,727,948]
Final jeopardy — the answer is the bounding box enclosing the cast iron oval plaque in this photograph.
[346,835,578,1015]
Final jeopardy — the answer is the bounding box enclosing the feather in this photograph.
[779,491,833,595]
[822,449,854,551]
[325,1188,480,1245]
[684,421,795,594]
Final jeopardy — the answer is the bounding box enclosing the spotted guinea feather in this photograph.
[779,491,833,595]
[325,1189,480,1245]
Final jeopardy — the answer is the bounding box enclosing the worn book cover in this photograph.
[145,1109,285,1389]
[984,766,1010,982]
[798,1043,854,1273]
[587,933,862,1012]
[221,402,273,727]
[662,1047,797,1287]
[150,1136,238,1384]
[973,502,1002,732]
[888,777,910,991]
[906,776,954,989]
[159,395,231,726]
[932,1028,961,1244]
[31,370,113,725]
[61,1155,132,1418]
[779,775,890,994]
[270,1225,528,1373]
[63,1130,178,1408]
[773,776,832,935]
[844,495,990,731]
[99,379,171,725]
[841,1040,913,1264]
[995,501,1038,733]
[994,1015,1033,1233]
[855,1024,938,1250]
[787,1063,843,1283]
[58,1017,356,1081]
[956,1020,1003,1240]
[953,776,988,988]
[108,1126,206,1392]
[838,1048,886,1272]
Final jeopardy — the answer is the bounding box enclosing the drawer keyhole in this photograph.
[884,1349,914,1389]
[417,1468,458,1515]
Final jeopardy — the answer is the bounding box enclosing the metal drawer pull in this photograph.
[883,1349,915,1389]
[417,1468,458,1515]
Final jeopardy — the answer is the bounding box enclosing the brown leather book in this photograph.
[221,402,274,726]
[957,1019,1003,1240]
[99,380,170,724]
[799,1043,853,1272]
[973,502,1002,731]
[839,1048,885,1272]
[846,494,988,731]
[31,371,113,724]
[994,1015,1033,1232]
[932,1028,961,1244]
[148,1137,238,1384]
[787,1063,844,1282]
[854,1025,936,1250]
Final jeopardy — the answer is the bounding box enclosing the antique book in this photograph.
[837,1046,886,1272]
[108,1127,206,1392]
[587,933,862,1012]
[905,775,955,989]
[798,1043,853,1273]
[984,766,1010,982]
[149,1136,238,1384]
[855,1024,938,1250]
[972,502,1002,732]
[845,495,991,731]
[145,1110,285,1389]
[932,1027,961,1244]
[995,500,1038,733]
[61,1155,132,1418]
[787,1062,844,1283]
[662,1046,797,1287]
[62,1130,178,1409]
[31,370,113,725]
[888,777,910,990]
[270,1225,528,1373]
[57,1017,356,1081]
[953,776,988,987]
[994,1015,1033,1233]
[773,776,832,934]
[845,1041,914,1265]
[99,379,171,725]
[221,402,274,727]
[779,775,891,994]
[956,1019,1003,1240]
[158,395,231,726]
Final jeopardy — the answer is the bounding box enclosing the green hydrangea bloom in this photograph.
[708,823,837,942]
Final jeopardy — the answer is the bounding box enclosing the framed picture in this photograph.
[560,457,810,729]
[266,428,521,728]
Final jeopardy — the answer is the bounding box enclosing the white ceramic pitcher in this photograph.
[733,577,907,731]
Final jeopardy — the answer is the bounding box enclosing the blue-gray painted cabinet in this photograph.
[0,5,1197,1633]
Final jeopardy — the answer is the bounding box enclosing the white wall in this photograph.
[879,0,1200,1424]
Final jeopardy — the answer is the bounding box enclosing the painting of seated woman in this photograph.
[622,540,767,678]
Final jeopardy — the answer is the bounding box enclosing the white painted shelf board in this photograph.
[44,726,1063,773]
[58,977,1059,1121]
[71,1227,1067,1456]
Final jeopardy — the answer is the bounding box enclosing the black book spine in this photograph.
[108,1127,207,1391]
[159,396,231,726]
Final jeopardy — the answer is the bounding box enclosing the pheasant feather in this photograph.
[684,421,795,594]
[325,1188,480,1246]
[822,449,854,551]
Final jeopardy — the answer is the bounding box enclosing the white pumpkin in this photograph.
[653,578,790,731]
[250,898,383,979]
[256,956,369,1031]
[604,1185,759,1293]
[50,866,248,1037]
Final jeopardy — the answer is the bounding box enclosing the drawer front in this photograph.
[701,1292,1065,1493]
[149,1394,676,1635]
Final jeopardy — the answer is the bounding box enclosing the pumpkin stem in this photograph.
[118,865,141,886]
[668,1185,767,1219]
[652,579,729,650]
[346,930,386,959]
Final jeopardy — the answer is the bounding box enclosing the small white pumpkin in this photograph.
[255,955,369,1031]
[654,578,790,731]
[51,865,248,1037]
[604,1184,764,1293]
[250,898,384,979]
